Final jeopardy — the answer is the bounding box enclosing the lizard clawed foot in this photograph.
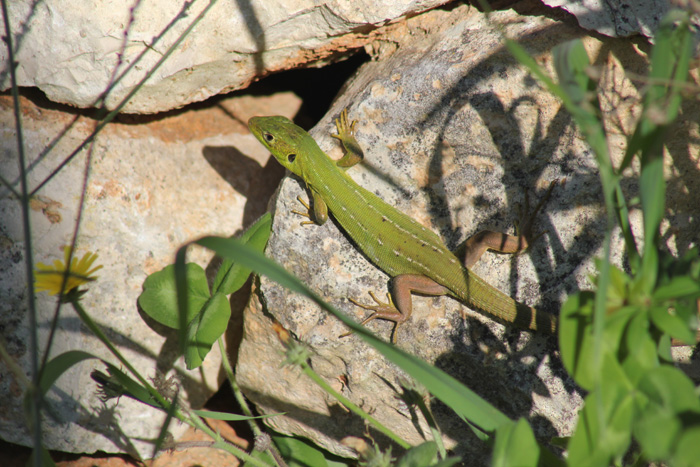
[332,108,364,168]
[341,291,405,343]
[331,108,357,141]
[291,195,316,226]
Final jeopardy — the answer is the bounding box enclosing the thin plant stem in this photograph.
[29,0,219,198]
[1,1,41,464]
[414,395,446,459]
[300,360,411,449]
[72,300,268,466]
[39,138,96,379]
[218,337,262,436]
[218,337,287,466]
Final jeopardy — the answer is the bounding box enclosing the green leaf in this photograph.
[492,419,541,467]
[559,291,595,389]
[674,426,700,467]
[650,305,696,345]
[634,405,679,460]
[192,409,282,421]
[138,263,210,328]
[27,447,56,467]
[153,390,179,459]
[553,39,594,107]
[272,434,347,467]
[193,235,513,432]
[432,459,462,467]
[620,313,658,384]
[100,364,160,407]
[637,366,700,414]
[621,10,691,171]
[396,441,438,467]
[606,263,631,308]
[243,448,277,467]
[567,376,636,467]
[653,276,700,301]
[38,350,97,395]
[213,212,272,295]
[184,292,231,369]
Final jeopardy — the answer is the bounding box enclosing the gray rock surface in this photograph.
[0,92,299,457]
[236,4,700,461]
[0,0,450,114]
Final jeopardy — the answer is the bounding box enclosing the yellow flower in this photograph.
[35,246,103,296]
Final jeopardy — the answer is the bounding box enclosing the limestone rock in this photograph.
[0,91,298,457]
[0,0,450,114]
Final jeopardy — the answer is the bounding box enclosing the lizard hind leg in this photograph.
[454,181,557,268]
[346,274,449,343]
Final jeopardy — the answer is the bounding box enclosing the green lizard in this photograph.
[248,109,557,342]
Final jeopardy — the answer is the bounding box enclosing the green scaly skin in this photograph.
[248,109,557,342]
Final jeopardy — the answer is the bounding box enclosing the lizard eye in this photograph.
[263,133,274,143]
[287,154,296,163]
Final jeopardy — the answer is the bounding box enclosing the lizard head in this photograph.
[248,116,319,178]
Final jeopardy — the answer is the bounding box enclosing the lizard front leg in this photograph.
[349,274,449,343]
[292,189,329,226]
[332,108,364,168]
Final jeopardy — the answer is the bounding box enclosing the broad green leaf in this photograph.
[637,366,700,413]
[567,381,635,467]
[567,391,612,467]
[634,405,679,460]
[213,212,272,295]
[559,291,595,389]
[674,426,700,467]
[653,276,700,301]
[492,418,542,467]
[243,448,276,467]
[396,441,438,467]
[138,263,210,328]
[184,292,231,369]
[560,289,640,390]
[621,313,658,385]
[650,305,696,345]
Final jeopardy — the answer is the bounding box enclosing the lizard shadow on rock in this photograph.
[200,145,285,366]
[202,145,286,228]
